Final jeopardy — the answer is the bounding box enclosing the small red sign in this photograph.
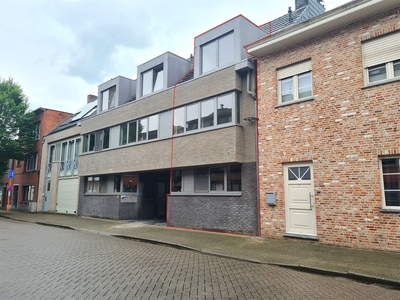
[7,186,13,192]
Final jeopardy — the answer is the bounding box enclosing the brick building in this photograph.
[74,1,325,234]
[1,108,71,211]
[246,0,400,251]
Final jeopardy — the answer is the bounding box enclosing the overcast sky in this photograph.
[0,0,351,114]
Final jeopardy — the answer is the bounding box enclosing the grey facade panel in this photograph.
[167,162,257,234]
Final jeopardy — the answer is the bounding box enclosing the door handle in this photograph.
[309,192,314,210]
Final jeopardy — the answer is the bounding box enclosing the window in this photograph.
[142,65,163,96]
[362,32,400,85]
[25,153,37,171]
[33,123,40,140]
[85,175,122,193]
[186,103,199,132]
[380,158,400,208]
[172,170,182,192]
[174,165,241,193]
[123,175,138,193]
[277,60,312,104]
[95,129,110,151]
[138,118,147,141]
[202,32,234,74]
[82,133,95,153]
[148,115,158,140]
[120,124,128,146]
[23,185,35,201]
[201,99,214,128]
[194,168,209,192]
[217,94,232,125]
[101,86,116,111]
[86,176,100,193]
[174,107,185,134]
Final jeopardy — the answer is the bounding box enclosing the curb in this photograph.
[2,215,400,290]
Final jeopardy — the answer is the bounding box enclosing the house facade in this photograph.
[36,96,97,214]
[75,0,325,234]
[246,0,400,251]
[77,17,265,234]
[1,108,71,211]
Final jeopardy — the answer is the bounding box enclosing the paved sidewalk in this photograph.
[1,210,399,288]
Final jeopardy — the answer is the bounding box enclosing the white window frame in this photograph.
[379,157,400,210]
[362,31,400,86]
[277,60,312,104]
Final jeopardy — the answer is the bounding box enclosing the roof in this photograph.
[45,98,98,136]
[247,0,400,57]
[259,6,307,34]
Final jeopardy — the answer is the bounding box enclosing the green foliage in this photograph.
[0,77,36,174]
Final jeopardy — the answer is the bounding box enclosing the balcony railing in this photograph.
[59,159,79,177]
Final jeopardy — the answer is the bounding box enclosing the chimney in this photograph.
[288,7,293,22]
[295,0,308,10]
[87,94,96,103]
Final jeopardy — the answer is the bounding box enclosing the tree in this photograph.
[0,77,36,174]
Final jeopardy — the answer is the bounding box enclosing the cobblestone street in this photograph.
[1,218,398,299]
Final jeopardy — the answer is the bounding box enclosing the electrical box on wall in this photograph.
[266,192,276,206]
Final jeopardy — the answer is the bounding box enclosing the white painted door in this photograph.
[56,178,79,215]
[284,163,317,237]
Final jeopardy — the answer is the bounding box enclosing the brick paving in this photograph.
[0,218,399,300]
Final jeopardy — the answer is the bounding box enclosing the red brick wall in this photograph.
[257,8,400,251]
[12,109,71,206]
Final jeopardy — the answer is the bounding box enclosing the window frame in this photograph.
[277,60,313,105]
[82,133,95,153]
[142,64,164,97]
[362,31,400,86]
[172,165,242,195]
[101,85,116,112]
[201,31,234,74]
[33,122,40,140]
[25,153,38,172]
[366,60,400,84]
[379,157,400,210]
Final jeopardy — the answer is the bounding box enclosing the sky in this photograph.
[0,0,351,114]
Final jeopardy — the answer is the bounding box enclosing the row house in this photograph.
[1,108,71,211]
[246,0,400,251]
[37,96,97,214]
[42,0,324,234]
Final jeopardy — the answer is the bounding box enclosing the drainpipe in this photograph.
[245,53,261,237]
[247,70,256,100]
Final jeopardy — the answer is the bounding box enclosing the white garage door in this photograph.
[56,178,79,215]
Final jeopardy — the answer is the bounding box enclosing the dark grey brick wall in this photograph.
[167,162,258,234]
[78,177,139,220]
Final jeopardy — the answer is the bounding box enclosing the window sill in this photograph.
[379,209,400,213]
[361,77,400,89]
[275,96,314,108]
[171,192,242,197]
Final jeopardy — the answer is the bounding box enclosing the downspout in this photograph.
[244,23,273,237]
[245,57,260,237]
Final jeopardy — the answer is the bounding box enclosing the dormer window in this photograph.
[101,86,116,111]
[142,64,164,96]
[201,32,234,74]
